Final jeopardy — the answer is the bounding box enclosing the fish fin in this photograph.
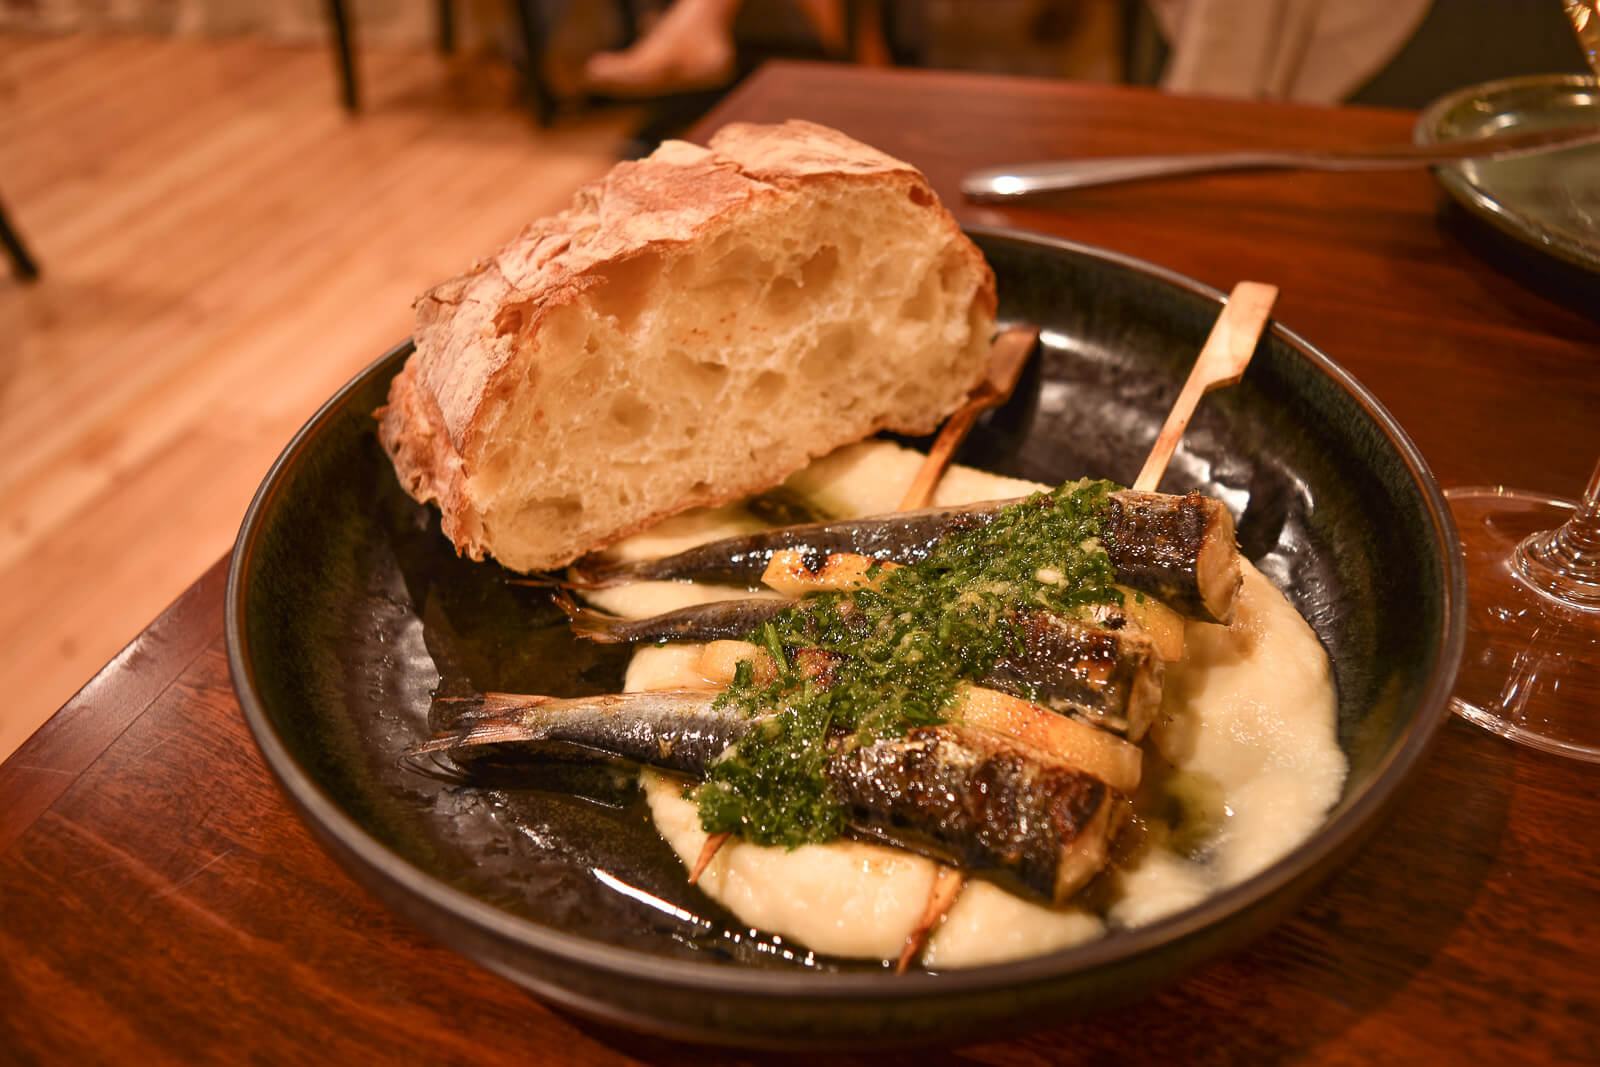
[397,748,477,783]
[553,590,629,643]
[561,557,625,590]
[412,691,561,754]
[406,717,549,756]
[432,692,557,732]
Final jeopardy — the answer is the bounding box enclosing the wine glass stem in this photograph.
[1514,456,1600,609]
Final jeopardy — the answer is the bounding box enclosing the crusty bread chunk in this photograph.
[378,119,997,572]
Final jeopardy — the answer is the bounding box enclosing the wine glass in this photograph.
[1446,2,1600,760]
[1448,466,1600,760]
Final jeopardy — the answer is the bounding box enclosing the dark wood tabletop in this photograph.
[4,62,1598,1064]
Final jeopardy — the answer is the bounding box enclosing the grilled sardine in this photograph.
[567,489,1241,624]
[404,691,1123,905]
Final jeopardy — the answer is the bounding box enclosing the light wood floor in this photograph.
[0,32,639,760]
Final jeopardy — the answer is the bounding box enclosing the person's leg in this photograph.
[583,0,744,95]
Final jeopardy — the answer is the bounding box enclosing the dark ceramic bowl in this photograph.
[227,227,1464,1047]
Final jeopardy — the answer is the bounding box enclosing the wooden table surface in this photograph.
[4,63,1598,1064]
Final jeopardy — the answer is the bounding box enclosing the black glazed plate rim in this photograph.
[227,225,1464,1004]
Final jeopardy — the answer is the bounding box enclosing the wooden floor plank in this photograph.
[7,43,309,215]
[0,99,611,561]
[0,30,637,760]
[0,106,353,469]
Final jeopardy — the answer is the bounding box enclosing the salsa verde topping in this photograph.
[695,479,1126,846]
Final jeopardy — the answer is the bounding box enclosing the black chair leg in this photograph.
[438,0,456,54]
[0,194,39,282]
[614,0,641,48]
[510,0,559,126]
[326,0,360,111]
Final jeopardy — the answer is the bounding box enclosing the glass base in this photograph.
[1447,487,1600,762]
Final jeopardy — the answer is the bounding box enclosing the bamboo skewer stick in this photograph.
[691,326,1049,895]
[892,325,1041,970]
[688,296,1268,964]
[898,325,1041,510]
[683,296,1269,963]
[894,290,1271,970]
[688,832,731,884]
[1132,282,1277,493]
[896,866,967,974]
[687,328,1043,901]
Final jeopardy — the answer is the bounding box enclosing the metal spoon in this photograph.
[961,122,1600,201]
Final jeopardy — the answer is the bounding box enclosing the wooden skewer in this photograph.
[898,325,1041,511]
[1132,281,1277,493]
[896,865,966,974]
[891,326,1043,968]
[688,831,731,884]
[893,295,1272,969]
[692,301,1269,962]
[689,328,1045,890]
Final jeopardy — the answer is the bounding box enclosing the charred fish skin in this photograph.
[566,500,1006,589]
[406,696,1124,906]
[562,597,1163,740]
[827,725,1117,905]
[560,595,788,645]
[408,690,753,777]
[1101,491,1240,624]
[566,491,1240,623]
[985,611,1165,741]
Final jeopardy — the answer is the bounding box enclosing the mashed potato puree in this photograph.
[592,441,1345,969]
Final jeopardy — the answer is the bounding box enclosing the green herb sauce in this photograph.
[694,479,1125,847]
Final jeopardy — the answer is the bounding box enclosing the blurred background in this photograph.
[0,0,1589,761]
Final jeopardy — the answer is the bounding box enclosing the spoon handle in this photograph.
[961,123,1600,200]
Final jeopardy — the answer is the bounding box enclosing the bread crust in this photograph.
[378,119,996,571]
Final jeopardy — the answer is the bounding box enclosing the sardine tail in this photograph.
[552,591,630,643]
[406,717,547,756]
